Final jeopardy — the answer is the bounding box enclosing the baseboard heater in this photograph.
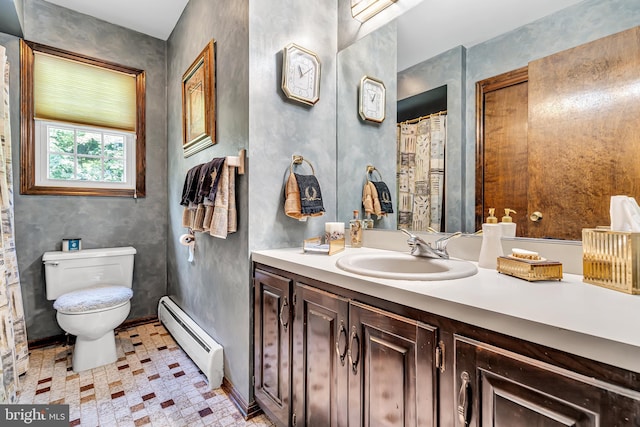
[158,296,223,389]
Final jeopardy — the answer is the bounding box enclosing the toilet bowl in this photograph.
[43,247,136,372]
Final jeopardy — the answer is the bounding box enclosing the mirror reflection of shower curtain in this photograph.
[0,46,29,404]
[397,113,446,232]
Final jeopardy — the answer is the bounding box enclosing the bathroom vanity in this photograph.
[253,247,640,426]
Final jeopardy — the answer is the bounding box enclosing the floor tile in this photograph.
[17,323,274,426]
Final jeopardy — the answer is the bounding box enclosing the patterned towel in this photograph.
[372,181,393,214]
[294,173,325,216]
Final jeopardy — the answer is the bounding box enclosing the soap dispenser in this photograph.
[350,210,363,248]
[500,208,517,238]
[478,208,503,269]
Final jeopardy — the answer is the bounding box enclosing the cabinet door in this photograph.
[348,302,438,427]
[292,284,349,427]
[254,270,293,427]
[454,335,640,427]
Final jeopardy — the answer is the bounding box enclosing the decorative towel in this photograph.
[285,172,303,219]
[191,158,224,232]
[180,164,203,206]
[210,161,238,239]
[294,173,325,215]
[372,181,393,214]
[201,157,226,203]
[182,207,195,228]
[284,172,325,220]
[362,181,384,218]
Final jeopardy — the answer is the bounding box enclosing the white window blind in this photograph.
[34,52,137,131]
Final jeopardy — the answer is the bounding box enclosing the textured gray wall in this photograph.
[248,0,338,250]
[462,0,640,232]
[11,0,167,340]
[397,46,465,232]
[337,21,397,229]
[166,0,250,402]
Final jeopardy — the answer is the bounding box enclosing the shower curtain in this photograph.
[397,113,447,232]
[0,45,29,404]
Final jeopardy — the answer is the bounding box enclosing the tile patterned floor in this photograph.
[17,322,275,427]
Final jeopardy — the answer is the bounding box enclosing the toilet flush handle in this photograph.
[43,261,59,266]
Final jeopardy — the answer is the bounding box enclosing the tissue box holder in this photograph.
[582,228,640,294]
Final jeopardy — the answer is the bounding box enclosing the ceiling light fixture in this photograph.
[351,0,398,22]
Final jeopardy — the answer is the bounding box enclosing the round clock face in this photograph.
[359,76,386,123]
[282,44,321,106]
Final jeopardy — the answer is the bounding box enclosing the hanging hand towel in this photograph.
[362,181,376,216]
[294,173,325,216]
[284,172,325,220]
[180,164,203,206]
[210,161,237,239]
[284,172,304,220]
[372,181,393,214]
[362,181,384,218]
[202,158,226,202]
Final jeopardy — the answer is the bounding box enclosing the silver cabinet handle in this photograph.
[457,371,472,426]
[347,325,360,374]
[335,321,348,366]
[279,296,289,331]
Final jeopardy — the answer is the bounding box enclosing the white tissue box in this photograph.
[582,228,640,294]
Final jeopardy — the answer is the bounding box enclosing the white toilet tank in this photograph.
[43,247,136,300]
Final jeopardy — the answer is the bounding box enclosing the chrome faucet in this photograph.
[400,229,462,259]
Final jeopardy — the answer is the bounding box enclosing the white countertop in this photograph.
[253,246,640,373]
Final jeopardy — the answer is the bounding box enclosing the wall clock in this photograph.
[359,76,386,123]
[282,43,321,106]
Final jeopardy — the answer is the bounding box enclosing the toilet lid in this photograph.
[53,286,132,314]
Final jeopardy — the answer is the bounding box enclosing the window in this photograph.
[20,40,146,197]
[35,120,135,189]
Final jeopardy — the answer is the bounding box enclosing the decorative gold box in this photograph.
[497,256,563,281]
[303,236,345,256]
[582,228,640,294]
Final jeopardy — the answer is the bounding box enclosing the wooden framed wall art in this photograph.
[182,39,216,157]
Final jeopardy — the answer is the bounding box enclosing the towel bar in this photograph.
[226,149,245,175]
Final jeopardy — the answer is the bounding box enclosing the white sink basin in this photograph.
[336,252,477,281]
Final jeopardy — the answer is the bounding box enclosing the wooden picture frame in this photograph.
[182,40,216,157]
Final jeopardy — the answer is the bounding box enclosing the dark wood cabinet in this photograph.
[256,271,440,426]
[454,335,640,427]
[292,283,349,427]
[254,269,293,426]
[254,265,640,427]
[348,302,438,427]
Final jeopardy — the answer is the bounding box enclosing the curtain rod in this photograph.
[398,110,447,125]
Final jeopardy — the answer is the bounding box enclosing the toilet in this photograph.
[43,246,136,372]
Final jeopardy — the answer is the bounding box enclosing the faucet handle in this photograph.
[434,232,462,251]
[400,228,414,238]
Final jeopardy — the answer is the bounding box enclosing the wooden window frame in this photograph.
[20,40,146,197]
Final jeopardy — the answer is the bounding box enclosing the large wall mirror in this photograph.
[336,0,640,241]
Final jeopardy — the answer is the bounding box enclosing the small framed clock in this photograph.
[282,43,321,106]
[359,76,386,123]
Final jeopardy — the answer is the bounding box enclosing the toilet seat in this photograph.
[53,285,133,315]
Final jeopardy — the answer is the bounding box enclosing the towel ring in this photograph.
[366,165,383,182]
[290,155,316,175]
